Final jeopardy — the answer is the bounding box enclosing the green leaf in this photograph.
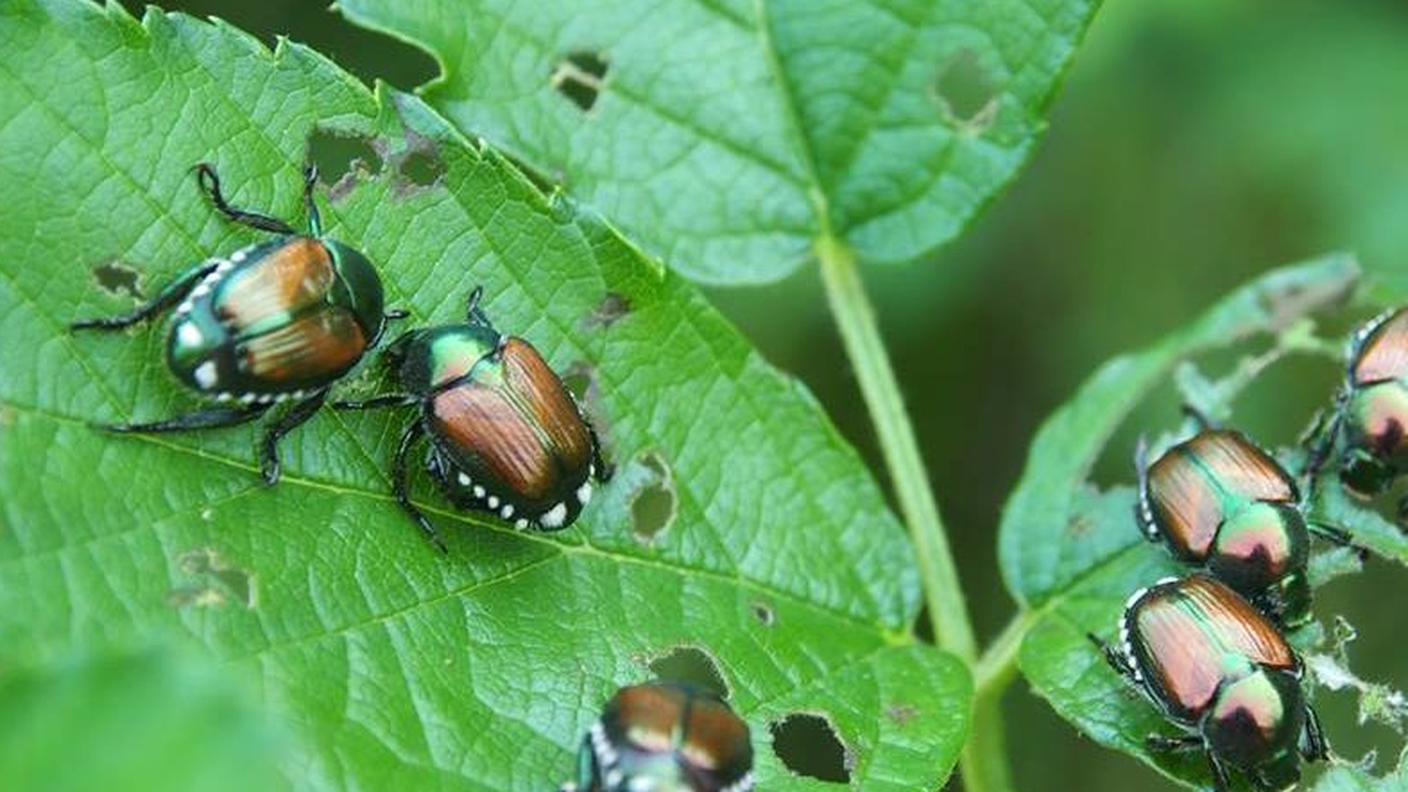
[337,0,1101,284]
[0,2,969,791]
[0,646,289,792]
[1309,754,1408,792]
[999,256,1374,791]
[998,254,1360,607]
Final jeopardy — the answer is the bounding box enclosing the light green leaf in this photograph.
[997,256,1390,791]
[1310,754,1408,792]
[998,254,1360,607]
[0,646,289,792]
[0,2,969,790]
[337,0,1101,284]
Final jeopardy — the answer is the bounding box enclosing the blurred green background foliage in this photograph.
[85,0,1408,788]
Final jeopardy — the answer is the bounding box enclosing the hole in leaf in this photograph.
[551,51,609,111]
[913,604,935,644]
[933,49,997,130]
[648,646,729,698]
[399,149,445,187]
[308,128,382,198]
[563,369,592,401]
[751,602,776,627]
[583,291,631,331]
[631,452,676,543]
[91,260,142,299]
[166,547,255,609]
[771,713,851,783]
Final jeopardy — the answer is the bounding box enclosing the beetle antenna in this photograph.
[466,285,492,325]
[303,162,322,236]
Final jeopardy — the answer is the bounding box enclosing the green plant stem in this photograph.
[818,235,1010,790]
[816,233,976,661]
[975,611,1030,695]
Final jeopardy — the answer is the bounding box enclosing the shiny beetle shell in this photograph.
[1337,307,1408,496]
[1108,575,1325,792]
[168,236,385,401]
[1122,576,1298,719]
[1138,430,1313,624]
[566,682,754,792]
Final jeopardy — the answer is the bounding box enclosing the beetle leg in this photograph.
[1206,753,1233,792]
[1087,632,1139,686]
[98,403,270,435]
[71,260,219,331]
[1145,734,1203,753]
[384,308,410,321]
[194,163,298,236]
[333,393,419,411]
[587,417,614,483]
[393,420,448,553]
[1301,389,1348,486]
[259,388,329,486]
[301,163,322,237]
[1300,702,1330,762]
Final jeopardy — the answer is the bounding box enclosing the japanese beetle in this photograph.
[72,163,400,484]
[1136,425,1350,626]
[1090,575,1328,792]
[336,287,609,549]
[1306,307,1408,512]
[562,681,754,792]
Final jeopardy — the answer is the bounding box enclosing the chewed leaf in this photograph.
[1309,753,1408,792]
[338,0,1100,284]
[999,255,1359,607]
[0,2,969,791]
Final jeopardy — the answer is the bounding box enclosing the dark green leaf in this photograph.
[338,0,1101,284]
[0,2,969,790]
[0,646,289,792]
[998,254,1359,607]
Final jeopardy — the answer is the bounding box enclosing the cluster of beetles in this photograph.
[71,164,755,792]
[1087,302,1408,791]
[69,163,1408,791]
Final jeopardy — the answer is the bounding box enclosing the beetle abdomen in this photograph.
[430,337,592,523]
[1126,576,1296,720]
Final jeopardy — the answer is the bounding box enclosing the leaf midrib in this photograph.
[0,397,908,639]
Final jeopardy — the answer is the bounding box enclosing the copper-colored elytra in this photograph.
[680,697,752,772]
[1132,577,1295,717]
[612,685,686,752]
[1187,432,1296,502]
[216,238,335,328]
[500,339,591,469]
[1354,309,1408,385]
[242,309,366,383]
[1149,450,1225,556]
[432,384,562,502]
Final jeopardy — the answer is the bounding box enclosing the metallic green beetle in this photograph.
[335,287,609,550]
[72,163,400,484]
[1306,306,1408,515]
[1091,575,1328,792]
[1137,421,1352,626]
[562,681,754,792]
